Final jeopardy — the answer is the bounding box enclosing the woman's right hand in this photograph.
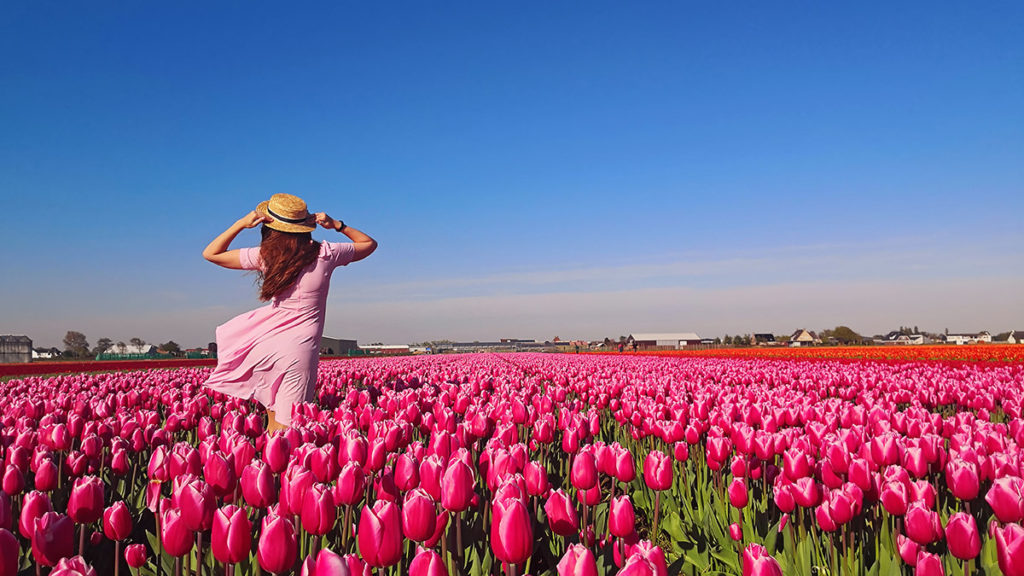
[238,210,271,229]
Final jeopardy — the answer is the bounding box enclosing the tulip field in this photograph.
[2,353,1024,575]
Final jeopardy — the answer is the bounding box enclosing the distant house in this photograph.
[945,332,992,345]
[790,329,820,347]
[1002,331,1024,344]
[320,337,358,356]
[628,333,702,350]
[32,347,60,359]
[105,344,158,356]
[0,335,32,363]
[359,344,410,356]
[751,333,776,346]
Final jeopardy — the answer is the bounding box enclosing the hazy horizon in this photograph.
[2,3,1022,350]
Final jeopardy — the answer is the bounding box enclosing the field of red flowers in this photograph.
[1,352,1024,575]
[632,344,1024,363]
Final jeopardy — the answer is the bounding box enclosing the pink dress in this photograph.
[204,241,356,425]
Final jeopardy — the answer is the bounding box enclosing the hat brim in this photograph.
[256,200,317,233]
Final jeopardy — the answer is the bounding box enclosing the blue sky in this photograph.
[2,2,1021,348]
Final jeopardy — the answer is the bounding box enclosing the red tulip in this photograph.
[491,496,532,564]
[34,459,58,492]
[558,543,598,576]
[985,476,1024,524]
[643,451,672,491]
[2,466,24,496]
[897,534,919,566]
[302,483,337,535]
[904,502,943,545]
[19,491,53,539]
[258,514,298,573]
[32,512,74,567]
[124,543,147,568]
[395,453,420,492]
[608,495,635,538]
[263,432,291,473]
[944,512,980,560]
[102,501,132,541]
[333,461,365,507]
[402,489,436,543]
[0,528,18,576]
[440,459,475,513]
[741,543,782,576]
[409,547,446,576]
[614,447,636,483]
[358,500,402,568]
[212,505,252,564]
[994,522,1024,576]
[68,476,104,524]
[545,489,579,536]
[729,523,743,541]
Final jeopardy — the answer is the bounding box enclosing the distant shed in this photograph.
[628,333,701,350]
[0,335,33,363]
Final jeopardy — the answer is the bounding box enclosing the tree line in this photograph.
[60,331,183,358]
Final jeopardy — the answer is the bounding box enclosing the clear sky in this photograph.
[2,2,1022,348]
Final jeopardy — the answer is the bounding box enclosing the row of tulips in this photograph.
[0,352,1023,575]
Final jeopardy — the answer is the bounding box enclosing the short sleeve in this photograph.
[238,247,262,270]
[324,242,356,268]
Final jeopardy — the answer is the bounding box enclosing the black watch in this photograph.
[336,220,346,232]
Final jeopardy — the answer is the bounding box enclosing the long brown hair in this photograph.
[257,225,321,300]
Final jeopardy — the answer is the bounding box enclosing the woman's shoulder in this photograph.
[318,241,356,267]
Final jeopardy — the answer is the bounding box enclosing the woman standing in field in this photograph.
[201,193,377,430]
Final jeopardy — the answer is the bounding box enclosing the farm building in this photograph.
[789,329,820,347]
[627,333,702,350]
[0,335,32,363]
[944,332,992,345]
[98,343,159,360]
[320,337,358,356]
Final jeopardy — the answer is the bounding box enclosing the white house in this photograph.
[105,344,158,355]
[628,333,702,350]
[945,332,992,345]
[789,329,820,347]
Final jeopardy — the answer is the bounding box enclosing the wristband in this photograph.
[336,220,346,232]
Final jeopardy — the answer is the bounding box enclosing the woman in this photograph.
[202,193,377,430]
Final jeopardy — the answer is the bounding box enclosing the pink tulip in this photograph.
[491,496,532,564]
[409,547,446,576]
[729,478,749,509]
[904,502,943,545]
[914,551,944,576]
[124,543,147,568]
[302,483,337,535]
[402,488,436,543]
[986,476,1024,523]
[614,447,636,483]
[34,459,58,492]
[946,459,980,501]
[609,495,636,538]
[742,543,782,576]
[994,522,1024,576]
[68,476,104,524]
[333,461,365,506]
[20,491,53,539]
[558,543,598,576]
[203,450,237,497]
[160,508,194,558]
[2,466,24,496]
[50,556,96,576]
[440,459,475,513]
[571,449,598,490]
[241,460,277,508]
[177,478,215,531]
[32,512,74,567]
[263,432,291,473]
[729,523,743,541]
[525,461,549,496]
[257,514,298,573]
[545,489,579,536]
[944,512,980,560]
[102,501,132,541]
[358,500,402,568]
[0,528,18,576]
[897,534,919,566]
[643,450,672,491]
[212,505,252,565]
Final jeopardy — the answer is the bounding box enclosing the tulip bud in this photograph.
[32,512,74,567]
[440,459,475,513]
[212,505,252,565]
[402,489,436,543]
[124,543,147,568]
[570,449,598,490]
[410,547,446,576]
[2,466,24,496]
[525,461,549,497]
[50,556,97,576]
[545,489,579,536]
[994,522,1024,576]
[0,528,19,576]
[945,512,980,560]
[102,501,132,541]
[643,451,672,491]
[160,508,194,558]
[741,543,782,576]
[394,453,420,492]
[68,476,104,524]
[986,476,1024,524]
[34,460,58,493]
[608,495,635,538]
[263,432,291,473]
[241,460,277,509]
[203,451,237,498]
[333,462,366,507]
[491,497,532,564]
[558,543,598,576]
[358,500,402,567]
[904,502,943,545]
[302,483,337,535]
[258,514,298,573]
[729,478,749,509]
[914,551,944,576]
[729,523,743,541]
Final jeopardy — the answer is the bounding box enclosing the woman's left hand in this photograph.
[314,212,338,230]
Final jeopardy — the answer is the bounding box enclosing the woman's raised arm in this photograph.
[202,211,270,269]
[314,213,378,262]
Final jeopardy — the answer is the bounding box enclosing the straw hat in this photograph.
[255,193,317,233]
